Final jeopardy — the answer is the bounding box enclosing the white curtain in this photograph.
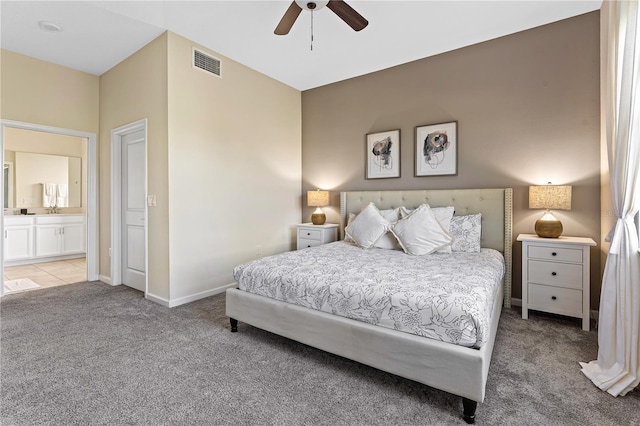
[580,0,640,396]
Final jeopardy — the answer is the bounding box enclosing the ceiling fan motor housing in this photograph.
[296,0,329,11]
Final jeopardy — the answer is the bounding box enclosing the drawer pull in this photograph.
[552,272,557,276]
[307,245,311,248]
[552,252,557,256]
[307,232,311,236]
[551,296,557,300]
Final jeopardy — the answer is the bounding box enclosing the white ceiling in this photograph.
[1,1,602,91]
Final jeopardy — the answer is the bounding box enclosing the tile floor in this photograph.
[3,258,87,291]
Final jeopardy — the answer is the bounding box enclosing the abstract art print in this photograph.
[415,121,457,176]
[366,129,400,179]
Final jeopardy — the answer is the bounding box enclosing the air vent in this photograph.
[193,48,221,77]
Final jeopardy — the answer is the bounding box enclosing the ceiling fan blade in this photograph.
[327,0,368,32]
[274,1,303,35]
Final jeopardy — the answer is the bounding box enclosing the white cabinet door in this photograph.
[35,225,62,258]
[60,223,84,255]
[4,226,33,261]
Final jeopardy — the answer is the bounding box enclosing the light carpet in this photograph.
[1,282,639,425]
[3,278,40,294]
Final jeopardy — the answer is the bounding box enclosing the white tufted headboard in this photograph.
[340,188,513,307]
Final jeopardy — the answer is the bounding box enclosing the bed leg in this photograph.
[230,318,238,332]
[462,398,477,424]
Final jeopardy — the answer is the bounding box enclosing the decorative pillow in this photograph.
[400,205,455,253]
[373,208,401,250]
[344,208,401,249]
[345,203,389,249]
[450,213,482,253]
[390,204,453,255]
[343,213,356,243]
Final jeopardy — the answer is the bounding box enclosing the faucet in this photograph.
[48,205,58,214]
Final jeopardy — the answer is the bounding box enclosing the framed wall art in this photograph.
[366,129,400,179]
[415,121,457,177]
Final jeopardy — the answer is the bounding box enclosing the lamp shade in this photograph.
[307,190,329,207]
[529,185,572,210]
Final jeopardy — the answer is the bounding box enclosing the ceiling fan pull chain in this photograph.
[310,9,314,51]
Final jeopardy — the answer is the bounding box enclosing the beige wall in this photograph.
[99,33,170,300]
[166,33,301,302]
[0,49,98,216]
[302,12,601,308]
[0,49,99,133]
[98,31,301,305]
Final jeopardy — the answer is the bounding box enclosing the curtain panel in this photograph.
[580,0,640,397]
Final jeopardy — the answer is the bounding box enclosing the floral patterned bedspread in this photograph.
[233,242,505,348]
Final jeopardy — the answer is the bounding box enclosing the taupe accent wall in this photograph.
[302,12,601,308]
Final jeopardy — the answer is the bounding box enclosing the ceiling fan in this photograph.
[274,0,369,36]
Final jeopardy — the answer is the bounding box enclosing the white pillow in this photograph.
[390,204,453,255]
[345,203,389,249]
[343,213,356,243]
[344,208,401,249]
[450,213,482,253]
[400,205,455,253]
[373,208,401,250]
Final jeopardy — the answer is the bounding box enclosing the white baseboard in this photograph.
[99,274,112,285]
[144,284,237,308]
[166,282,237,308]
[146,292,170,307]
[100,281,237,308]
[510,297,522,307]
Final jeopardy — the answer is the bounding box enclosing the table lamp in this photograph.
[529,183,572,238]
[307,189,329,225]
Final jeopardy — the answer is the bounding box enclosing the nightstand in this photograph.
[296,223,339,250]
[517,234,596,331]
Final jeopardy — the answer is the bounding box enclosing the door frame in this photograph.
[110,119,148,294]
[0,119,99,297]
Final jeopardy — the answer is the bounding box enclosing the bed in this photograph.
[226,188,513,423]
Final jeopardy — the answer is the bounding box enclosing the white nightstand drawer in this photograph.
[528,260,582,289]
[298,238,322,249]
[528,283,582,316]
[528,246,582,263]
[298,229,322,241]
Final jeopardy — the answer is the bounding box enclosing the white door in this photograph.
[121,130,146,292]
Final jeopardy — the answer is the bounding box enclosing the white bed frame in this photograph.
[226,188,513,423]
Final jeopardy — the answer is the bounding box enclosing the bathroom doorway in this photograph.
[0,120,98,297]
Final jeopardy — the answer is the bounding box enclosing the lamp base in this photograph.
[534,218,563,238]
[311,212,326,225]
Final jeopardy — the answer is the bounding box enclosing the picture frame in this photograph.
[415,121,457,177]
[365,129,400,179]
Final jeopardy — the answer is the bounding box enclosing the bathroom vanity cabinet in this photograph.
[4,215,85,265]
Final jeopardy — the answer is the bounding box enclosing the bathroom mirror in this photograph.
[4,151,81,209]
